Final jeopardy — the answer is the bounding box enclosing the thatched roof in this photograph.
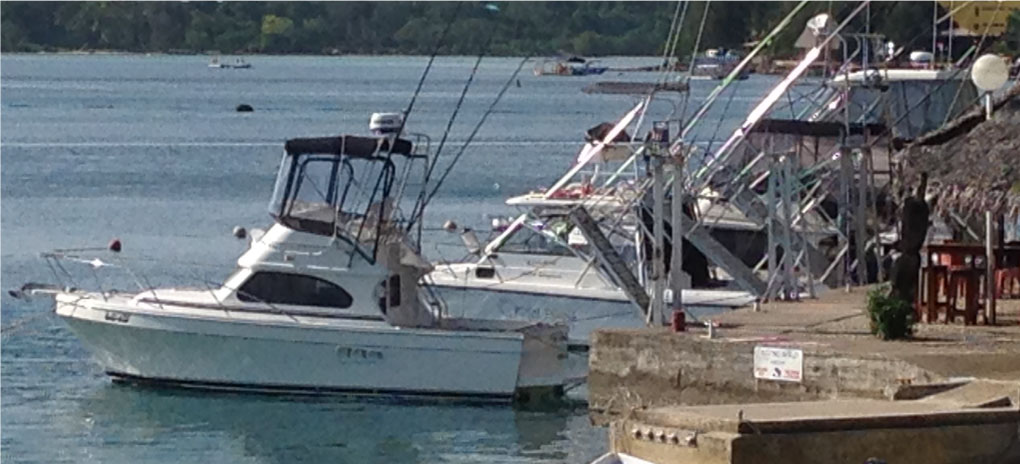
[898,81,1020,215]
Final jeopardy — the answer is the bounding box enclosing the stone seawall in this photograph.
[588,288,1020,422]
[589,328,943,419]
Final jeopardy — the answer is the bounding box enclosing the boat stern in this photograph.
[512,322,570,404]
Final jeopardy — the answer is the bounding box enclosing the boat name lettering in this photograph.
[104,311,131,323]
[336,346,383,362]
[525,259,558,266]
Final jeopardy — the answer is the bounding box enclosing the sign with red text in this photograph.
[753,346,803,382]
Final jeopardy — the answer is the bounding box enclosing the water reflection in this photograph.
[76,383,581,463]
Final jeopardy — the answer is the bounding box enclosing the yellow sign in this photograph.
[939,1,1020,36]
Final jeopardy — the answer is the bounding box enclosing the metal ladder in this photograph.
[567,207,650,318]
[678,210,769,296]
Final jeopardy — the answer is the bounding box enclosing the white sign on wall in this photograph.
[753,346,803,382]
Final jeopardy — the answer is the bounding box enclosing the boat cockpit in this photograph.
[268,134,427,263]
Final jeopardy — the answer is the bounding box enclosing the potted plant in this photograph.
[867,285,916,340]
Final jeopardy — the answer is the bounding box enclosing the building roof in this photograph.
[897,82,1020,214]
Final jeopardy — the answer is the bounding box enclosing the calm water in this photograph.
[1,55,776,463]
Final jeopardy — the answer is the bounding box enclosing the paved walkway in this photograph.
[700,286,1020,380]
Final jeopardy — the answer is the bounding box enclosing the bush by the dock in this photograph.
[867,285,915,340]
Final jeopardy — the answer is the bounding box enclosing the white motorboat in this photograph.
[26,120,568,403]
[209,57,252,69]
[428,117,758,343]
[428,198,757,343]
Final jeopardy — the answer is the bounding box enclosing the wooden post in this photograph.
[986,211,996,325]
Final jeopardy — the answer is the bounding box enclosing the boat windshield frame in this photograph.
[268,134,431,264]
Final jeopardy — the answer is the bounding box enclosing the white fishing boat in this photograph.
[428,116,759,343]
[428,214,756,342]
[20,117,568,402]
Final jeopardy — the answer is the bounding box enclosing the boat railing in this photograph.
[34,249,303,321]
[418,274,450,320]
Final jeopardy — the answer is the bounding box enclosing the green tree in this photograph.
[260,14,294,52]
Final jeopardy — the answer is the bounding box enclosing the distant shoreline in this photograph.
[0,51,667,60]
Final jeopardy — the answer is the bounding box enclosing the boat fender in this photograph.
[236,104,254,112]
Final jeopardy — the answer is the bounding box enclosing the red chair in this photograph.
[997,267,1020,298]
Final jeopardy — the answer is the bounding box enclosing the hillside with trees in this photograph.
[2,2,1018,57]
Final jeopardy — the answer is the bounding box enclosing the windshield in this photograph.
[268,154,353,234]
[495,218,581,257]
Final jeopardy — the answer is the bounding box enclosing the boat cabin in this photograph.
[268,134,423,260]
[227,132,436,327]
[831,68,978,140]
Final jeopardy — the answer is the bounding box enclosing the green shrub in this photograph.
[867,285,915,340]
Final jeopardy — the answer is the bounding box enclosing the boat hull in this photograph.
[432,285,742,343]
[56,295,536,401]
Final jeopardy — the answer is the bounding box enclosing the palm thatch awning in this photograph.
[897,82,1020,216]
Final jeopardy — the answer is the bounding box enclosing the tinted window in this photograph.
[237,272,353,309]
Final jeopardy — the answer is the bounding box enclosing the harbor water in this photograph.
[1,55,776,463]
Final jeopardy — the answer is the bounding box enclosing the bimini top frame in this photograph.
[283,135,423,159]
[271,134,427,265]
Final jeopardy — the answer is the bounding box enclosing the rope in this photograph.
[705,83,739,155]
[679,0,711,122]
[657,1,686,84]
[681,0,811,138]
[667,1,691,75]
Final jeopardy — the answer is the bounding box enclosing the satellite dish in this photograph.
[971,54,1009,92]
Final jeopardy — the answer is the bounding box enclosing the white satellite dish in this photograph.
[971,54,1009,92]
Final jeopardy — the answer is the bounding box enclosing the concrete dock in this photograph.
[590,287,1020,463]
[608,396,1020,463]
[590,287,1020,418]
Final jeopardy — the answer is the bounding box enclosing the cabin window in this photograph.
[495,223,574,257]
[237,271,353,309]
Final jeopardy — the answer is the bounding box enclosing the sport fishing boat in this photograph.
[427,116,758,343]
[427,199,757,343]
[18,117,568,402]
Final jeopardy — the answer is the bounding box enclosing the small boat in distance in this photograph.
[692,48,749,80]
[534,56,609,76]
[209,57,252,69]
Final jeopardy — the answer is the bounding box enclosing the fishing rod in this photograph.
[406,10,499,235]
[404,4,515,234]
[679,0,811,140]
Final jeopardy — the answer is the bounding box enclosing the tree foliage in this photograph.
[2,1,1018,56]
